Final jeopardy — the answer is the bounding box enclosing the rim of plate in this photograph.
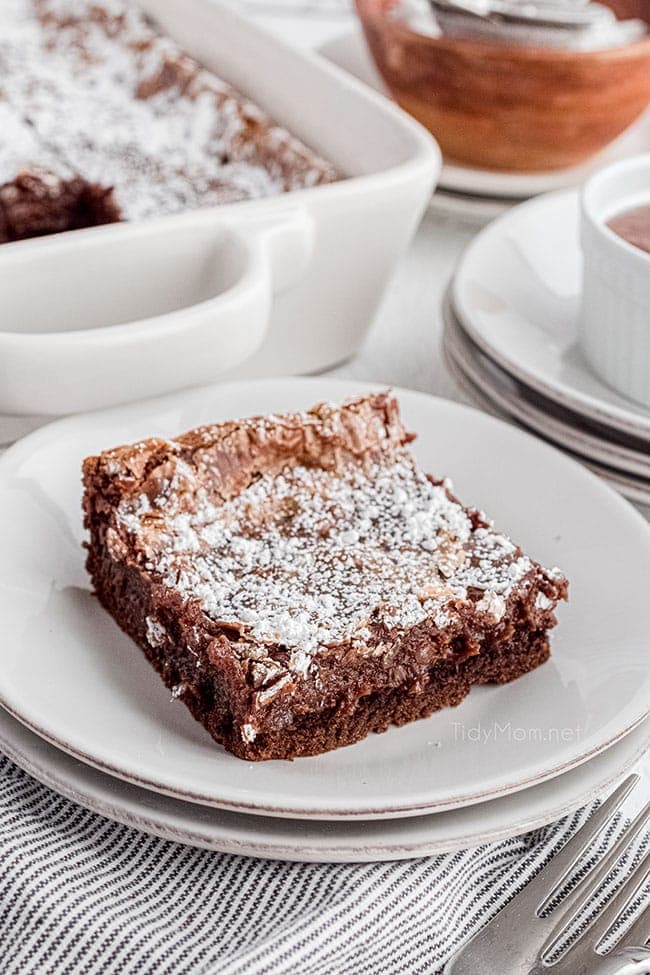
[451,190,650,440]
[0,705,647,862]
[442,293,650,481]
[445,340,650,508]
[429,189,513,224]
[449,375,650,507]
[0,377,649,819]
[441,319,650,507]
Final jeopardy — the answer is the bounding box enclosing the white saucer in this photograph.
[451,190,650,441]
[429,189,512,225]
[1,705,647,862]
[317,29,650,201]
[442,297,650,483]
[1,378,649,820]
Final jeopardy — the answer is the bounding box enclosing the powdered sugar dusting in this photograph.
[0,103,71,184]
[145,615,166,648]
[116,451,536,677]
[475,590,507,622]
[241,723,257,744]
[535,592,554,611]
[0,0,336,221]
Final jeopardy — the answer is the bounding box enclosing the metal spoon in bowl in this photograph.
[431,0,611,29]
[428,0,647,48]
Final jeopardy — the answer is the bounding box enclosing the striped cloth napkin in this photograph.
[1,753,647,975]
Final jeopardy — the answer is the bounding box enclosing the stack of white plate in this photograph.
[0,377,648,861]
[443,190,650,507]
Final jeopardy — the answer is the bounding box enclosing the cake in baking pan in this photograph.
[0,0,337,243]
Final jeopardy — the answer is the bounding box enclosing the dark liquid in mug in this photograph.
[607,203,650,255]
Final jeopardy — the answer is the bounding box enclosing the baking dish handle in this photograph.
[175,204,317,381]
[0,206,315,416]
[238,206,315,294]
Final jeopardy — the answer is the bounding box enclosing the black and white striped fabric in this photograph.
[1,754,647,975]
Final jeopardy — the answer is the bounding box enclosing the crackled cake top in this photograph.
[103,394,560,679]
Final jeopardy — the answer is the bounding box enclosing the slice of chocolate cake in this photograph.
[82,392,568,761]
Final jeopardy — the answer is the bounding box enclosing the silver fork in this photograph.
[445,775,650,975]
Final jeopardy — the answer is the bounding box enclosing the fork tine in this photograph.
[540,802,650,960]
[441,777,640,975]
[588,853,650,950]
[535,775,638,915]
[616,879,650,950]
[550,852,649,966]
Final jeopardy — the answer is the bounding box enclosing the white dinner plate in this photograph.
[0,378,649,820]
[451,190,650,441]
[1,706,647,862]
[442,297,650,483]
[317,29,650,201]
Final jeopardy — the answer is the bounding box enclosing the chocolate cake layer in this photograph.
[82,392,568,761]
[0,0,337,243]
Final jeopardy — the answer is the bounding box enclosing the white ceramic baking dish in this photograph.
[0,0,440,418]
